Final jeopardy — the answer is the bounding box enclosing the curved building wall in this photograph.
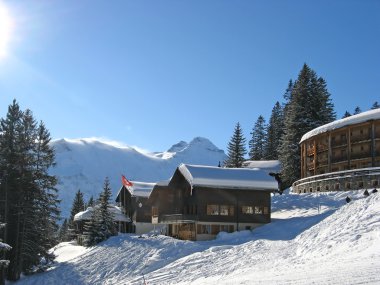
[293,109,380,193]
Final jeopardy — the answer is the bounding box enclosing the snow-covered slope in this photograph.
[16,191,380,285]
[50,137,227,218]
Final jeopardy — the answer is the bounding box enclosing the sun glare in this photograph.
[0,2,14,59]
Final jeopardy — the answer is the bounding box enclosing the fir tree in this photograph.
[0,101,59,280]
[353,106,361,115]
[371,101,380,109]
[342,111,351,118]
[58,219,69,243]
[278,64,336,188]
[86,196,95,208]
[69,190,85,223]
[68,190,85,240]
[83,177,116,247]
[224,122,247,168]
[249,115,267,160]
[0,223,11,285]
[265,102,284,160]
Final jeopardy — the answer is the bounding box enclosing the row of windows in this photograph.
[197,224,234,235]
[241,206,269,215]
[206,204,269,216]
[207,204,234,216]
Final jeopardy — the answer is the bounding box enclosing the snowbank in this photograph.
[15,191,380,285]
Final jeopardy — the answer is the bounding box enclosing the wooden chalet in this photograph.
[115,181,160,235]
[149,164,278,241]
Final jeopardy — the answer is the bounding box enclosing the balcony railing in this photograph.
[331,155,348,163]
[161,214,198,223]
[317,144,328,153]
[351,152,372,160]
[351,135,371,144]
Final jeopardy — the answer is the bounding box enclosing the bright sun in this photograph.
[0,2,14,59]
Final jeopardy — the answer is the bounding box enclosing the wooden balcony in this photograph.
[317,144,328,153]
[351,135,371,144]
[307,149,315,156]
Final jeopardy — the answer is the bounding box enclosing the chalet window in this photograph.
[220,224,229,232]
[372,180,379,187]
[325,185,329,191]
[211,225,219,235]
[335,183,340,190]
[220,205,229,216]
[242,206,254,214]
[358,181,364,188]
[263,207,269,215]
[207,204,234,216]
[152,207,158,217]
[254,206,263,214]
[197,224,211,234]
[207,205,219,215]
[229,206,234,216]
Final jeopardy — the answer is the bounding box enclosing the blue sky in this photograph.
[0,0,379,152]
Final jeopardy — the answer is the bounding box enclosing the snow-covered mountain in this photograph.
[50,137,227,219]
[16,190,380,284]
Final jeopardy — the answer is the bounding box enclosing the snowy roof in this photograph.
[242,160,281,173]
[73,205,130,222]
[177,164,278,191]
[128,181,156,198]
[300,108,380,143]
[116,181,156,201]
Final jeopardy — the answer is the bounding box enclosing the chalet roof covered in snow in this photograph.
[242,160,281,173]
[128,181,156,198]
[177,164,278,191]
[300,108,380,143]
[73,205,130,222]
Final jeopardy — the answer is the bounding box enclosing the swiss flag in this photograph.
[121,175,133,187]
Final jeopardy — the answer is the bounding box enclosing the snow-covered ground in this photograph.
[15,190,380,285]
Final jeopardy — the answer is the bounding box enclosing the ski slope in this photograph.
[15,190,380,285]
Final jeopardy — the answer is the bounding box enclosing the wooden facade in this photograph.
[115,183,157,234]
[301,120,380,178]
[293,109,380,193]
[149,165,276,241]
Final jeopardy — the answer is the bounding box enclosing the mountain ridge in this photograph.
[50,137,227,219]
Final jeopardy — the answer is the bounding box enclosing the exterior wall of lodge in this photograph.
[294,119,380,193]
[300,120,380,179]
[301,120,380,179]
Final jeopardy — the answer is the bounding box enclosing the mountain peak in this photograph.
[167,141,189,153]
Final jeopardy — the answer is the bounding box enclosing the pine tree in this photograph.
[371,101,380,109]
[69,190,85,223]
[265,102,284,160]
[224,122,247,168]
[0,223,11,285]
[83,178,116,247]
[249,115,267,160]
[58,219,69,242]
[278,64,336,188]
[0,101,59,280]
[68,190,85,240]
[342,111,351,118]
[353,106,361,115]
[86,196,95,208]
